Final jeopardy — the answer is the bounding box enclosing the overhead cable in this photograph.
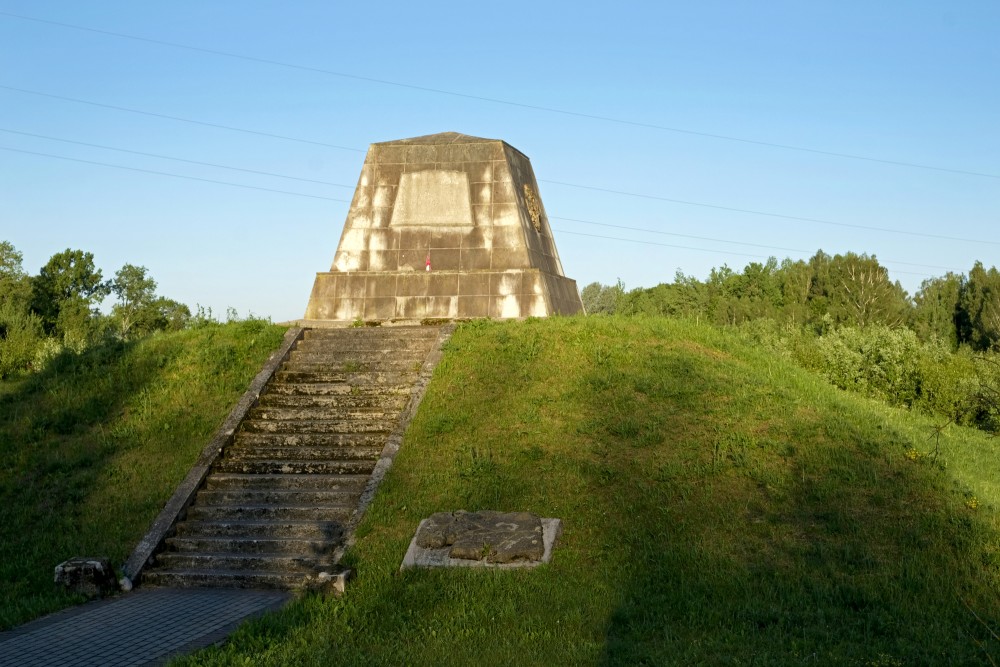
[1,10,997,180]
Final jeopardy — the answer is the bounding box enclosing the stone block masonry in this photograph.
[305,132,584,321]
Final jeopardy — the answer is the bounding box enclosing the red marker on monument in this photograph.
[425,252,431,272]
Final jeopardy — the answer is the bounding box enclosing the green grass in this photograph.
[0,320,287,629]
[172,316,1000,666]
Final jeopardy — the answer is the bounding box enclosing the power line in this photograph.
[0,85,364,152]
[3,118,996,258]
[553,229,937,279]
[4,85,997,248]
[551,216,963,272]
[1,10,997,181]
[0,128,356,189]
[0,146,351,203]
[5,83,998,247]
[0,142,961,278]
[545,181,1000,246]
[0,105,1000,252]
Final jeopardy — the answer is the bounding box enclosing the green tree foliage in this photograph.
[110,263,157,339]
[580,280,625,315]
[30,248,110,342]
[812,325,922,405]
[0,242,43,377]
[911,273,962,348]
[819,252,910,328]
[0,241,32,312]
[958,261,1000,351]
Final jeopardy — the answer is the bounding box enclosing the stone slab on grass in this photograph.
[401,512,562,570]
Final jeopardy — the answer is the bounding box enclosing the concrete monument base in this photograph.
[304,132,584,322]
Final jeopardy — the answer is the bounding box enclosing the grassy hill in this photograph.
[3,316,998,663]
[0,320,287,629]
[175,317,1000,665]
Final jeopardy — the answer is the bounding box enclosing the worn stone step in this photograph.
[196,489,361,507]
[273,370,418,385]
[141,568,324,590]
[256,392,409,410]
[232,432,384,449]
[303,327,440,341]
[289,347,429,361]
[283,359,426,374]
[223,445,382,462]
[165,535,335,556]
[248,406,397,422]
[155,552,334,572]
[240,418,393,435]
[294,338,436,354]
[204,473,370,492]
[174,520,345,540]
[186,505,354,523]
[266,382,410,397]
[212,459,377,475]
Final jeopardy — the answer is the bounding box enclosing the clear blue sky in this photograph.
[1,2,997,322]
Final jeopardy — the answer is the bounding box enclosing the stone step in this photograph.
[273,370,418,385]
[155,552,334,573]
[248,406,397,422]
[223,445,382,462]
[265,382,410,397]
[141,568,324,590]
[204,473,370,492]
[232,432,384,449]
[256,392,409,410]
[185,505,354,523]
[283,359,426,374]
[212,459,377,475]
[165,535,335,556]
[196,489,361,507]
[174,520,345,540]
[294,338,437,354]
[240,418,393,435]
[303,327,440,341]
[289,347,430,362]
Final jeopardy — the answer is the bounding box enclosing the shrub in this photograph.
[813,325,922,406]
[0,305,44,378]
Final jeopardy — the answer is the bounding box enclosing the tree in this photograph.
[111,264,157,339]
[823,252,909,328]
[30,248,110,340]
[0,242,43,375]
[911,273,962,348]
[958,262,1000,351]
[0,241,32,312]
[581,280,625,315]
[776,258,812,325]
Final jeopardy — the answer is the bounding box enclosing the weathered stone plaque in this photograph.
[304,132,584,321]
[401,510,562,569]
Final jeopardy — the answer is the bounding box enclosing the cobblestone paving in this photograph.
[0,588,289,666]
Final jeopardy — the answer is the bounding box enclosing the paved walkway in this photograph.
[0,588,290,667]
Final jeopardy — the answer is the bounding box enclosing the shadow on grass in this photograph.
[0,338,148,627]
[590,340,1000,664]
[0,322,285,630]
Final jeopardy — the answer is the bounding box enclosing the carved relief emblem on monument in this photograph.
[523,184,542,232]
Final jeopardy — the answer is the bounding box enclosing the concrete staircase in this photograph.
[141,325,443,589]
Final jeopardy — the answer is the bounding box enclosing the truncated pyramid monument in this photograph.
[305,132,584,321]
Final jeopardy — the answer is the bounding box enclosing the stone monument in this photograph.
[304,132,584,321]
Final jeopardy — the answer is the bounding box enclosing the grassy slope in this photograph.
[181,316,1000,666]
[0,321,287,629]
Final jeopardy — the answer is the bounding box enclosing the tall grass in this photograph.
[0,320,286,629]
[181,316,1000,665]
